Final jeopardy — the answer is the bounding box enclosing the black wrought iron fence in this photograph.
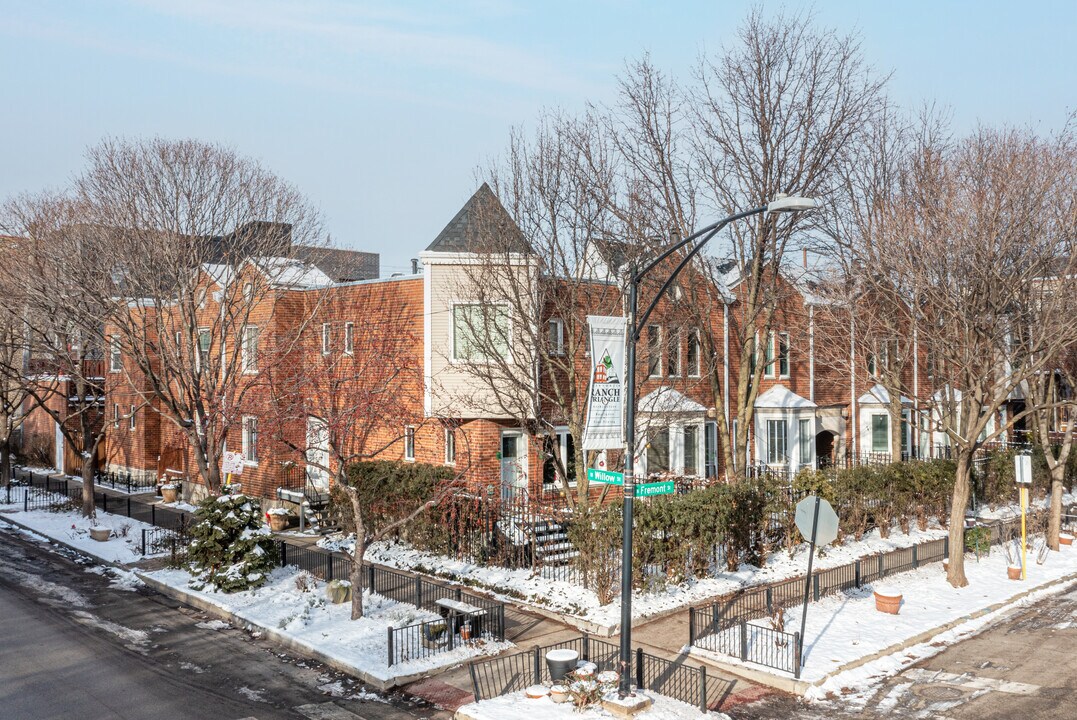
[467,635,709,712]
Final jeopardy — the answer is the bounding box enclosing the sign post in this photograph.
[794,495,839,669]
[1015,453,1032,580]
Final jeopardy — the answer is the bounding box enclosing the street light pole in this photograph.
[616,195,816,698]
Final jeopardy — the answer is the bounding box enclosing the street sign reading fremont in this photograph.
[636,481,674,497]
[587,468,624,485]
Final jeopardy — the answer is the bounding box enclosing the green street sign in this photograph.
[637,481,675,497]
[587,468,624,485]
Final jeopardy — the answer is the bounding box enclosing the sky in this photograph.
[2,0,1074,274]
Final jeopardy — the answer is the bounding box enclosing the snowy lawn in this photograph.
[145,566,513,682]
[457,689,727,720]
[0,488,161,564]
[328,491,1077,629]
[691,541,1077,685]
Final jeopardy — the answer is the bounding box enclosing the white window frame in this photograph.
[322,323,331,356]
[798,418,812,465]
[687,329,701,377]
[871,413,890,454]
[109,336,122,373]
[543,427,577,487]
[647,325,663,378]
[548,317,565,356]
[450,302,511,363]
[241,325,259,374]
[766,418,787,466]
[404,425,416,462]
[667,326,682,378]
[444,427,456,465]
[196,328,211,371]
[344,322,354,355]
[129,404,136,431]
[777,332,790,378]
[113,403,120,429]
[683,424,701,476]
[242,415,259,465]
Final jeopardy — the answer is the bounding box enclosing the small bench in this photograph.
[434,597,487,639]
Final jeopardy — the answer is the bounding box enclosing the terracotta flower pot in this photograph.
[1060,534,1074,546]
[1007,566,1022,580]
[268,513,289,532]
[942,560,949,572]
[161,486,178,503]
[873,588,902,615]
[89,527,111,542]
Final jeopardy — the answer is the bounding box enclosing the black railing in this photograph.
[94,469,158,494]
[467,635,709,712]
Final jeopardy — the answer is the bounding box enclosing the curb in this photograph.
[688,570,1077,696]
[134,571,464,692]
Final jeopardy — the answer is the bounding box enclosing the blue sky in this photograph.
[2,1,1074,273]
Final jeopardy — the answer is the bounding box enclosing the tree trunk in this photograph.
[946,451,972,588]
[889,396,904,464]
[1047,462,1065,551]
[346,487,367,620]
[0,438,10,486]
[81,443,98,519]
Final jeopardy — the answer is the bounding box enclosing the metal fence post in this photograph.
[855,559,861,588]
[794,632,802,679]
[325,553,333,581]
[127,496,132,518]
[944,535,950,559]
[878,554,884,578]
[152,504,156,526]
[739,620,748,661]
[141,529,147,556]
[468,661,482,702]
[699,665,708,712]
[812,574,820,602]
[912,545,919,569]
[368,564,376,595]
[688,609,696,646]
[635,648,644,690]
[24,487,28,512]
[279,541,287,567]
[498,604,505,641]
[582,632,590,662]
[102,493,107,513]
[387,626,394,667]
[533,645,541,685]
[766,587,773,615]
[415,576,423,609]
[448,619,455,651]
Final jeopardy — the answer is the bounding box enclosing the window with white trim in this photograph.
[543,430,576,486]
[667,326,681,377]
[687,330,701,377]
[197,328,211,370]
[344,322,354,355]
[241,325,259,374]
[766,419,787,465]
[683,424,699,475]
[548,318,564,356]
[452,304,510,361]
[646,427,670,474]
[871,414,889,453]
[404,426,415,461]
[798,418,812,464]
[113,403,120,429]
[646,325,662,377]
[109,337,122,373]
[444,427,456,465]
[322,323,331,355]
[128,404,136,430]
[242,416,259,464]
[765,332,790,379]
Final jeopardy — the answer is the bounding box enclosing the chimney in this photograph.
[411,258,419,275]
[802,248,808,269]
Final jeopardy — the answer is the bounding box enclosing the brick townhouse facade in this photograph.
[19,184,988,504]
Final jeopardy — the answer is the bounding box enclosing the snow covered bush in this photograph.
[187,493,278,593]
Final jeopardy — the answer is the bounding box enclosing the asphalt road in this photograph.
[0,518,451,720]
[733,579,1077,719]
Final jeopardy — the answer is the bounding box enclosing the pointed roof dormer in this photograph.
[425,183,530,254]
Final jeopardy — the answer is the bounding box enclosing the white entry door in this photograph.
[54,421,64,472]
[500,432,528,502]
[305,417,330,489]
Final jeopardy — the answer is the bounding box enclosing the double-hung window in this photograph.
[241,326,259,374]
[322,323,331,356]
[344,322,354,355]
[646,428,670,474]
[444,428,456,465]
[404,426,416,461]
[766,419,787,465]
[113,404,120,429]
[646,325,662,377]
[667,327,681,377]
[548,318,564,356]
[765,332,790,378]
[871,414,889,453]
[683,425,699,475]
[242,416,259,464]
[798,418,812,464]
[542,430,576,486]
[109,337,122,373]
[687,330,701,377]
[129,404,136,431]
[197,329,211,371]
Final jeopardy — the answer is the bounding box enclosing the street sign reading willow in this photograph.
[582,315,627,451]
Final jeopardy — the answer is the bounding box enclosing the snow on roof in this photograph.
[254,256,333,289]
[933,386,963,403]
[754,384,816,409]
[858,383,912,406]
[638,387,707,414]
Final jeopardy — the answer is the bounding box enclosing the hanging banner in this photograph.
[583,315,627,450]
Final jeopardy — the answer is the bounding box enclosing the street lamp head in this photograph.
[767,194,818,214]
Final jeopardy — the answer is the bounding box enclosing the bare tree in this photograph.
[70,138,327,496]
[870,122,1077,587]
[263,290,462,619]
[0,193,111,517]
[0,243,33,484]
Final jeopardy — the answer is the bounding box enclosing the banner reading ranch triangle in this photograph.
[583,315,627,451]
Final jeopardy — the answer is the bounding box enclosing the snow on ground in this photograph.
[457,689,728,720]
[84,565,145,592]
[331,491,1077,628]
[691,543,1077,687]
[157,500,200,513]
[0,488,161,564]
[145,566,514,682]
